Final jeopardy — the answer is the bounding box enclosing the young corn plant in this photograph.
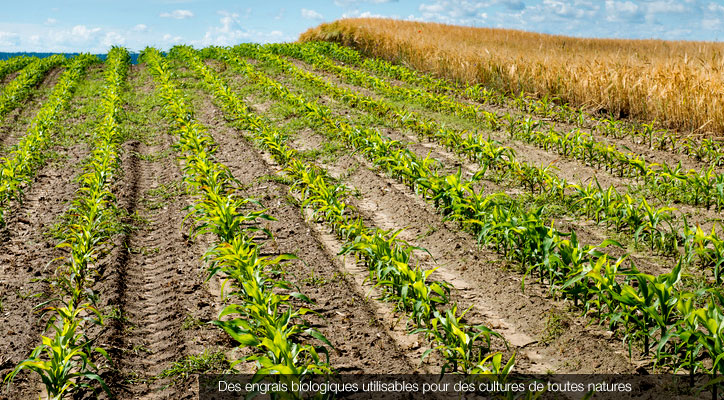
[415,305,503,374]
[4,303,110,399]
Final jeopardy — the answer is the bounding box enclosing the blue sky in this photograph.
[0,0,722,53]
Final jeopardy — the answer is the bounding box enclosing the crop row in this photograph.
[307,41,724,167]
[243,43,724,286]
[0,55,66,124]
[0,55,37,83]
[212,45,724,379]
[141,47,332,378]
[172,45,512,376]
[276,42,724,212]
[5,48,129,399]
[232,44,722,276]
[0,54,96,226]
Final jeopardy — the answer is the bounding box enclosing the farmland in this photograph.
[1,21,724,399]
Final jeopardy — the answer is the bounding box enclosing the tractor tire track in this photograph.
[103,65,227,400]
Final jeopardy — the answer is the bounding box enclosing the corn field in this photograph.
[1,27,724,400]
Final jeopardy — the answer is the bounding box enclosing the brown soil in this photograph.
[0,145,89,397]
[210,61,642,374]
[180,70,425,373]
[258,62,678,279]
[0,70,21,86]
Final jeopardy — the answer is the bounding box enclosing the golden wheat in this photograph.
[299,18,724,137]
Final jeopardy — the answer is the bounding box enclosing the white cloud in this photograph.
[646,1,687,14]
[539,0,598,18]
[301,8,324,20]
[162,33,184,43]
[71,25,102,40]
[707,2,724,13]
[702,18,721,30]
[341,10,388,18]
[191,11,293,47]
[159,9,194,19]
[132,24,149,32]
[604,1,642,22]
[102,31,126,47]
[45,18,57,25]
[500,0,526,11]
[0,31,20,47]
[418,1,492,25]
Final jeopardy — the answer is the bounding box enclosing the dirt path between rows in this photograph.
[204,62,647,375]
[99,66,229,399]
[180,72,422,373]
[0,146,89,398]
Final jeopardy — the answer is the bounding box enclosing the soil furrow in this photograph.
[255,61,701,278]
[208,62,641,373]
[102,65,228,400]
[178,69,423,373]
[0,65,102,399]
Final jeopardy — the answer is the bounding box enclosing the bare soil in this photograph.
[214,61,641,374]
[181,72,426,373]
[0,91,91,400]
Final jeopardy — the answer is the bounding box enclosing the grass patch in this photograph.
[540,310,570,345]
[142,180,183,210]
[157,349,233,383]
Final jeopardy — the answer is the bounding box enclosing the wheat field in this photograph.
[300,18,724,137]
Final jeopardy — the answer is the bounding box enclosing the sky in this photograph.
[0,0,722,53]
